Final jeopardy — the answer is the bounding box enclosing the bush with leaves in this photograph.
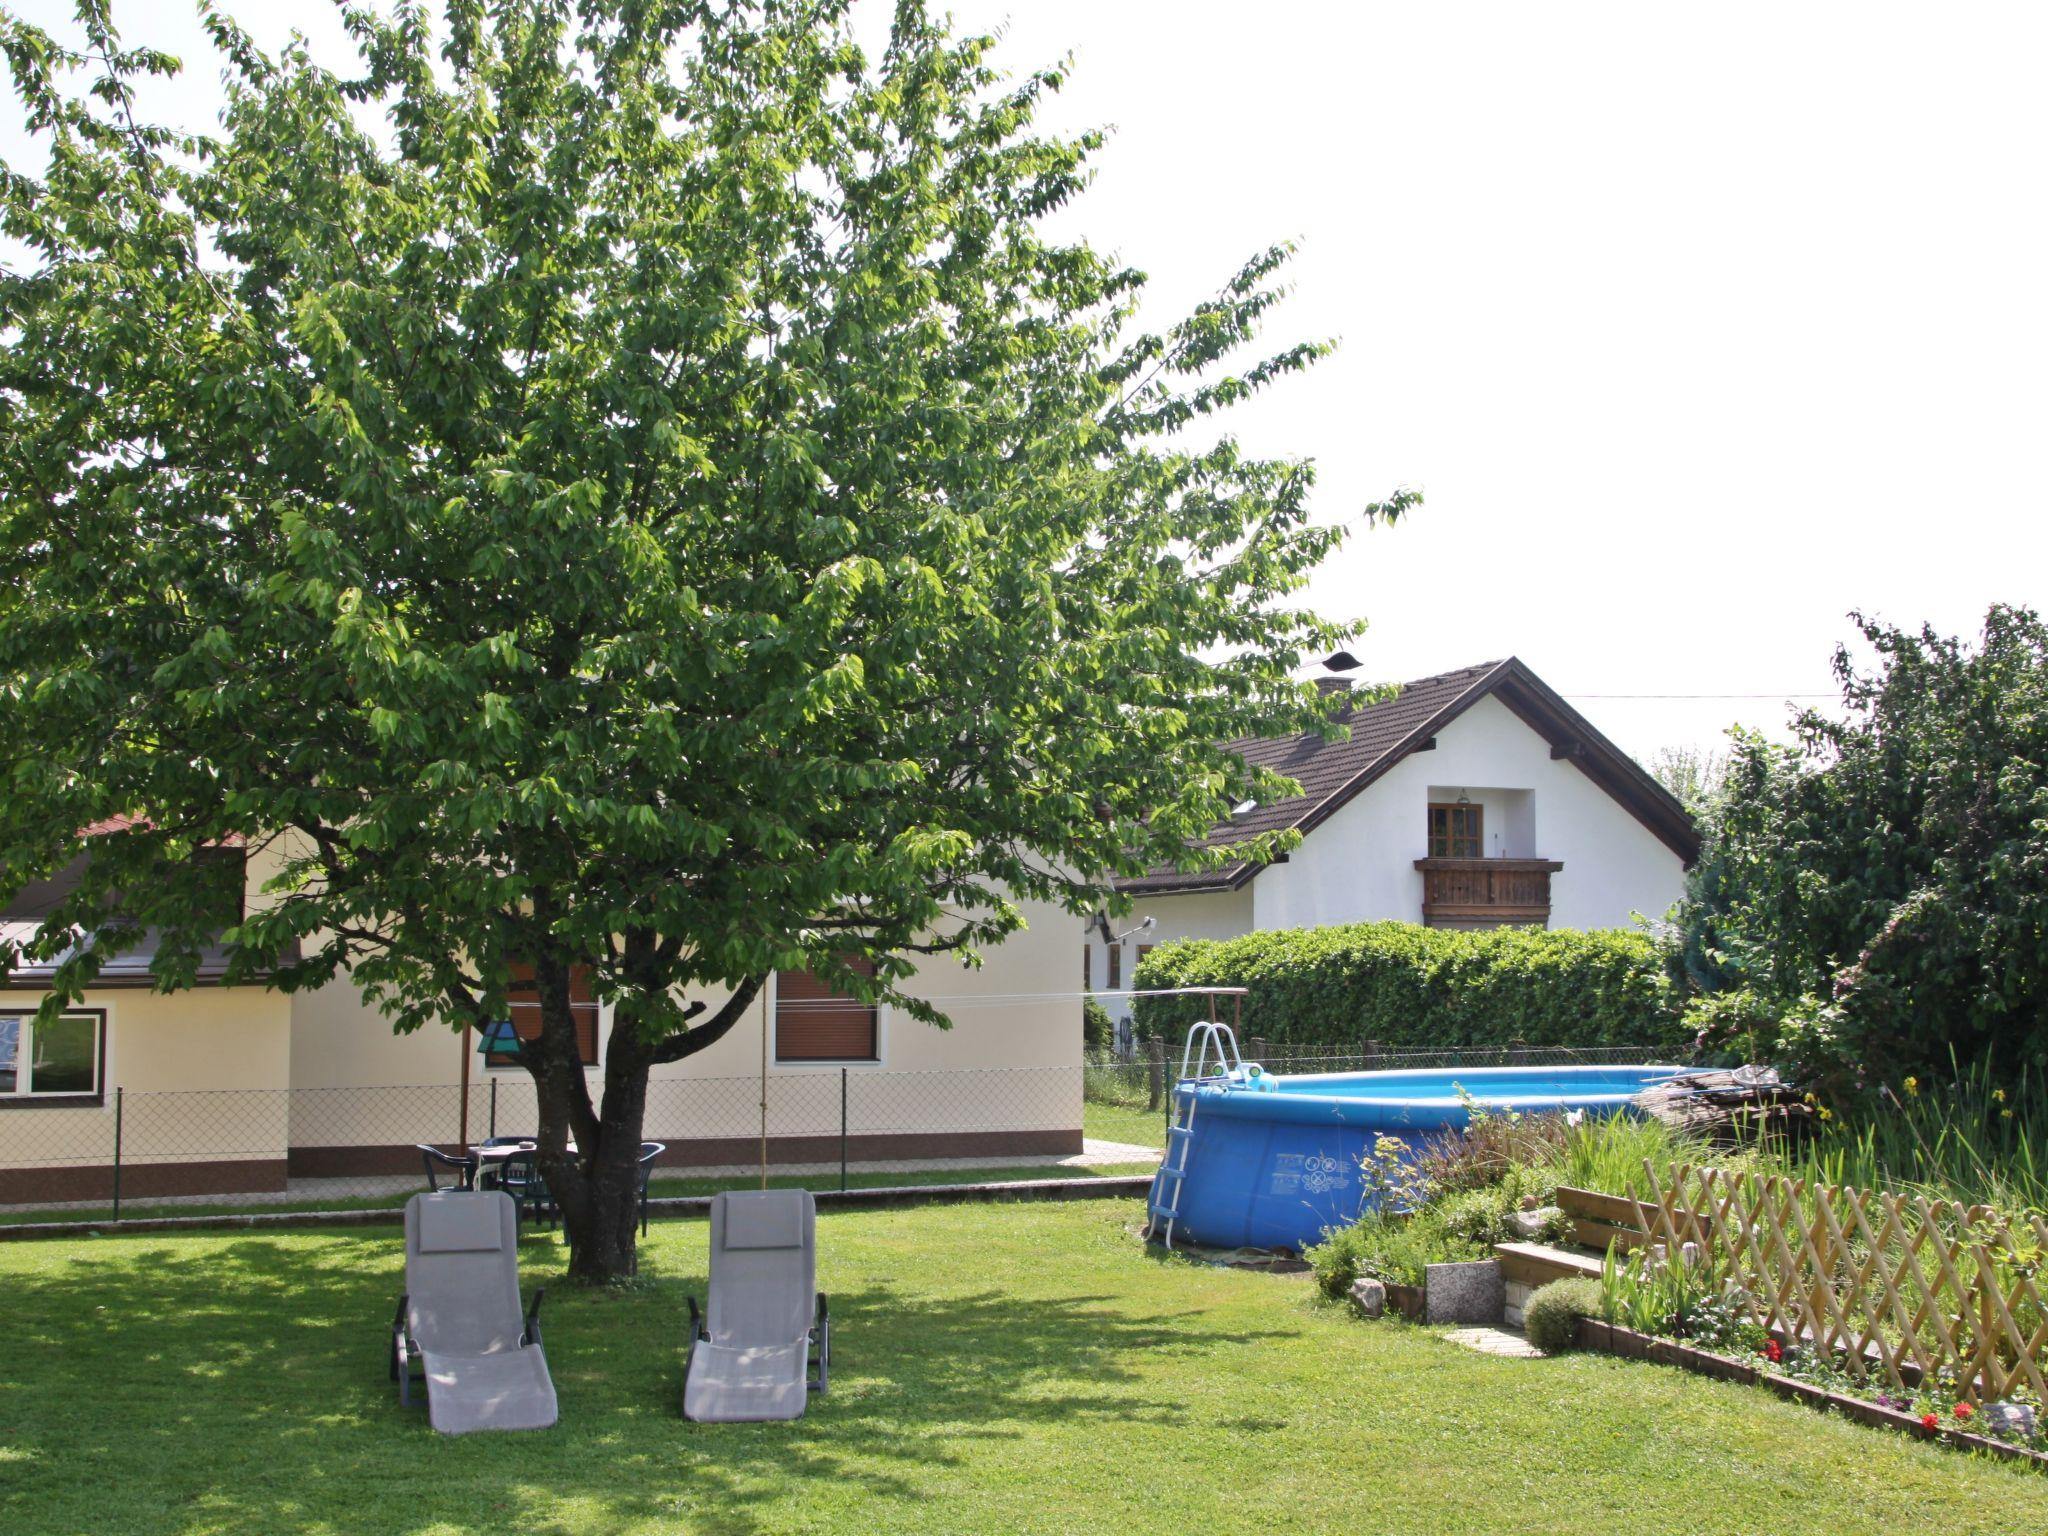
[1523,1278,1602,1353]
[1132,922,1682,1052]
[1083,997,1114,1055]
[1673,606,2048,1087]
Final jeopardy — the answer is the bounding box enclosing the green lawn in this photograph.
[2,1199,2042,1536]
[1083,1097,1167,1149]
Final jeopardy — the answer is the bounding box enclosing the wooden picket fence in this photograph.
[1627,1162,2048,1401]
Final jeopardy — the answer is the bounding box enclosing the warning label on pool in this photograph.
[1268,1153,1347,1196]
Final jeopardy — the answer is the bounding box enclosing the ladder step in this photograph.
[1167,1124,1193,1138]
[1154,1165,1185,1181]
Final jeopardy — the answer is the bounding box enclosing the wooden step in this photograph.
[1494,1240,1605,1289]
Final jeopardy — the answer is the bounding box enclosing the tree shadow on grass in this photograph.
[0,1224,1295,1536]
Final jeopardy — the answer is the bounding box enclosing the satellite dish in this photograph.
[1323,649,1363,672]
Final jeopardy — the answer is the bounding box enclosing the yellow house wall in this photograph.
[0,988,292,1176]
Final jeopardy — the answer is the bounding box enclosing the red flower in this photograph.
[1761,1340,1782,1363]
[1921,1413,1940,1430]
[1954,1402,1974,1420]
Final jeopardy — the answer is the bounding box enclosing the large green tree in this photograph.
[0,0,1394,1276]
[1675,606,2048,1087]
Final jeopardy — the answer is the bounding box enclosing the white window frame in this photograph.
[0,1008,107,1105]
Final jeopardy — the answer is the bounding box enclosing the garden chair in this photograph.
[416,1144,476,1192]
[683,1189,828,1422]
[390,1190,557,1434]
[492,1145,555,1229]
[637,1141,666,1236]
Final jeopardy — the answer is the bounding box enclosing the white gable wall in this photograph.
[1097,693,1689,1032]
[1251,694,1685,931]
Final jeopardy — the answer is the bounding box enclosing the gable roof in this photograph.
[1117,657,1699,896]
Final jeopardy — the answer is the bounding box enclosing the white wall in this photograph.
[1086,885,1254,1027]
[1251,693,1686,932]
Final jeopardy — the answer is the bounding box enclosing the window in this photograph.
[1106,944,1122,992]
[485,964,599,1067]
[1428,803,1484,858]
[0,1010,105,1102]
[776,956,878,1062]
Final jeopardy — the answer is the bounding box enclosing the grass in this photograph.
[1082,1098,1166,1150]
[2,1199,2044,1535]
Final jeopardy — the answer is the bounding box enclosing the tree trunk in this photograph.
[520,962,763,1284]
[523,958,651,1283]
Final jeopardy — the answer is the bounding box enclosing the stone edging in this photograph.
[1575,1318,2048,1470]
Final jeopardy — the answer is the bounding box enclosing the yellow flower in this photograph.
[2002,1109,2015,1121]
[1994,1087,2007,1104]
[1818,1106,1833,1122]
[1803,1092,1817,1106]
[1902,1076,1920,1097]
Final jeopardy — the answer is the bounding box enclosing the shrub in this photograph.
[1416,1108,1582,1195]
[1130,921,1683,1053]
[1671,607,2048,1085]
[1305,1207,1492,1296]
[1523,1278,1601,1353]
[1082,997,1113,1054]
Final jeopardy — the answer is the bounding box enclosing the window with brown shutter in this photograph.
[486,962,599,1067]
[1106,944,1122,992]
[776,956,878,1062]
[1083,946,1091,991]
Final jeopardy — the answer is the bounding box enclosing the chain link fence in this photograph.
[1,1038,1696,1225]
[1083,1034,1697,1122]
[0,1064,1170,1225]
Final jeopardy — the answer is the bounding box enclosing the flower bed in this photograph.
[1575,1318,2048,1470]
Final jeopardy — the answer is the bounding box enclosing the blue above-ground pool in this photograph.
[1153,1064,1688,1252]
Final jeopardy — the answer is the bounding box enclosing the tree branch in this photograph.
[648,975,765,1064]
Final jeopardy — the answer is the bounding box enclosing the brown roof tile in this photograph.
[1117,656,1697,894]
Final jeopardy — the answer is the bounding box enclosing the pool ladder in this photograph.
[1147,1022,1245,1250]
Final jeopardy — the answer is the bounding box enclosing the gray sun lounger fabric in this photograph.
[683,1189,826,1422]
[398,1191,558,1434]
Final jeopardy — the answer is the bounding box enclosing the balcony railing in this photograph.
[1413,857,1563,929]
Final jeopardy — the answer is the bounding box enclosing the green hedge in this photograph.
[1129,921,1684,1052]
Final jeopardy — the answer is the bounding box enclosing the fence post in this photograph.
[1146,1035,1165,1112]
[488,1076,498,1140]
[1361,1038,1380,1071]
[1248,1036,1268,1065]
[1508,1037,1529,1066]
[111,1086,124,1223]
[839,1067,849,1194]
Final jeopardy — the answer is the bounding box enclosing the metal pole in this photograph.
[111,1086,124,1223]
[1147,1035,1165,1113]
[840,1067,849,1193]
[758,986,770,1191]
[489,1075,498,1139]
[459,1022,472,1150]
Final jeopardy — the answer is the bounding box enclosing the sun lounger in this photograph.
[391,1190,558,1433]
[682,1189,829,1422]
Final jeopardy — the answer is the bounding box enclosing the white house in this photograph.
[1085,657,1699,1030]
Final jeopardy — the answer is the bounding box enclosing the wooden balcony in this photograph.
[1413,857,1563,929]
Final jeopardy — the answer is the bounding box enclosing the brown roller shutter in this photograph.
[775,956,878,1062]
[488,962,599,1067]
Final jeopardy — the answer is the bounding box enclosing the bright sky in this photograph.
[7,1,2044,759]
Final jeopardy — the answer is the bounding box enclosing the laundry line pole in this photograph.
[758,984,770,1191]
